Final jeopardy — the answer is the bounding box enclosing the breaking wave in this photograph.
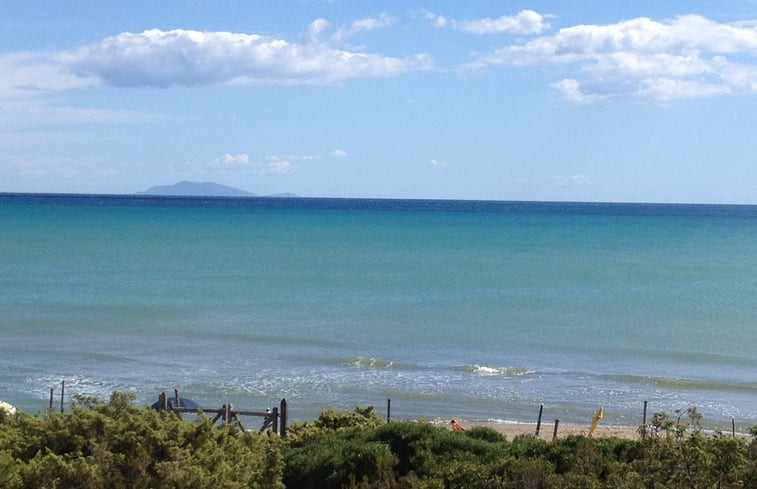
[457,365,535,377]
[341,356,395,369]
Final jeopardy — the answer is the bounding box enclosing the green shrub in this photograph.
[2,399,755,488]
[284,433,396,489]
[0,391,283,489]
[286,405,383,448]
[285,418,516,488]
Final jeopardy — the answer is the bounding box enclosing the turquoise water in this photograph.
[1,195,756,431]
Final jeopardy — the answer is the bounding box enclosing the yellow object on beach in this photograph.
[589,406,604,437]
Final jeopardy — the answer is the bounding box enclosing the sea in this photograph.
[1,193,756,433]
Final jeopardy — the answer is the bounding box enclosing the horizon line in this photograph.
[1,190,756,208]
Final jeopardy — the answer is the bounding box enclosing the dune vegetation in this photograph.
[0,393,755,488]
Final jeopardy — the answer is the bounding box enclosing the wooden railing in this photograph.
[155,390,287,437]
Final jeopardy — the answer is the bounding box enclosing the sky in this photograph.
[3,1,757,203]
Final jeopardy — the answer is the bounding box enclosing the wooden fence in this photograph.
[155,391,288,437]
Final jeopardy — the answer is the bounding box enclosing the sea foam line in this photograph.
[457,365,536,377]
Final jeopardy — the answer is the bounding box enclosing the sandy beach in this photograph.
[475,422,641,440]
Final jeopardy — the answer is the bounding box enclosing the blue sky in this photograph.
[3,1,757,203]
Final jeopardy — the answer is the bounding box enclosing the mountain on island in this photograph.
[137,181,255,197]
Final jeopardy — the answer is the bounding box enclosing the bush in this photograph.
[283,409,757,489]
[0,392,283,489]
[3,399,755,488]
[285,419,515,488]
[284,435,396,489]
[285,405,383,448]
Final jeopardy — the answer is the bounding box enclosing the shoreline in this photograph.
[477,421,641,440]
[468,421,752,440]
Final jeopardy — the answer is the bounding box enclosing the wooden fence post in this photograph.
[387,399,391,422]
[60,380,65,413]
[174,389,183,419]
[535,404,544,437]
[641,400,648,439]
[280,399,288,438]
[552,420,559,442]
[158,392,168,411]
[271,407,279,433]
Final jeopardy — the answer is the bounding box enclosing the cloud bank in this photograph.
[8,11,757,104]
[60,28,433,87]
[468,14,757,103]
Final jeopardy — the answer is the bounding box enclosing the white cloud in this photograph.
[551,78,608,105]
[333,149,348,157]
[453,10,550,35]
[430,159,446,167]
[256,155,295,175]
[304,18,330,44]
[208,153,250,169]
[0,52,163,127]
[207,153,319,174]
[334,13,395,41]
[421,10,448,28]
[467,14,757,103]
[59,27,431,87]
[0,51,94,98]
[719,61,757,92]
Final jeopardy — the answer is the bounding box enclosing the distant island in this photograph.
[136,181,297,198]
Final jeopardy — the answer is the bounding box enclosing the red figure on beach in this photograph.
[450,419,465,431]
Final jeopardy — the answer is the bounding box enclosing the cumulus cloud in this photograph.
[453,10,550,35]
[208,153,250,169]
[430,159,446,167]
[333,149,348,157]
[59,27,431,87]
[467,14,757,103]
